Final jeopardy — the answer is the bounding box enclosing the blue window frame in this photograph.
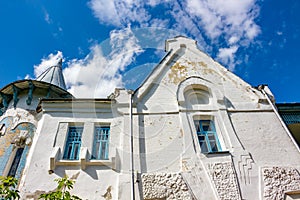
[63,127,83,160]
[195,120,221,153]
[92,127,110,160]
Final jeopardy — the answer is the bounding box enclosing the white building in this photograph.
[0,36,300,200]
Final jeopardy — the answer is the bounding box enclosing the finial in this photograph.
[57,58,63,67]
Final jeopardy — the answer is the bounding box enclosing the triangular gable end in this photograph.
[134,36,265,107]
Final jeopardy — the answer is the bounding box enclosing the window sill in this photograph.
[200,150,231,159]
[50,147,115,172]
[205,150,230,154]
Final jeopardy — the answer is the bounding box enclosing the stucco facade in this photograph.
[1,36,299,200]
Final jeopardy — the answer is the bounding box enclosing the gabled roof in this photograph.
[134,36,210,99]
[36,59,67,90]
[133,36,261,102]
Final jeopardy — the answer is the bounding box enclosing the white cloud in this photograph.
[217,46,238,71]
[34,51,63,78]
[185,0,261,44]
[31,0,262,99]
[63,27,143,98]
[88,1,121,26]
[32,27,179,97]
[33,27,142,98]
[276,31,283,36]
[43,9,52,24]
[229,36,239,45]
[88,0,150,27]
[88,0,261,70]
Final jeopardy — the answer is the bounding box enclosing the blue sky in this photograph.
[0,0,299,102]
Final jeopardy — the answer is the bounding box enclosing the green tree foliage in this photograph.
[39,176,81,200]
[0,176,20,200]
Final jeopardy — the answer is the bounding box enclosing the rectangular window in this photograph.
[63,127,83,160]
[195,120,221,153]
[92,127,110,160]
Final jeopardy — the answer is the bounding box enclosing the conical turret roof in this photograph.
[36,59,67,90]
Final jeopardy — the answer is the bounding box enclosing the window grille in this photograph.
[92,127,110,160]
[63,127,83,160]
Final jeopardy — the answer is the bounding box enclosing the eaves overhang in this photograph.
[0,79,73,98]
[0,79,73,111]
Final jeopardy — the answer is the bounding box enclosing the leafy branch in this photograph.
[39,176,81,200]
[0,176,20,200]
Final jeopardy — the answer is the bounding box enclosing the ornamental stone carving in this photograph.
[11,130,32,148]
[141,172,193,200]
[263,167,300,200]
[5,108,37,128]
[207,162,241,200]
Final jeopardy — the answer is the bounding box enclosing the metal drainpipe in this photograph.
[259,85,300,152]
[128,90,136,200]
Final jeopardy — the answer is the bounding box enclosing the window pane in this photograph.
[208,134,218,152]
[66,144,72,159]
[63,126,83,160]
[74,143,80,160]
[208,134,216,141]
[199,140,208,153]
[201,120,214,131]
[92,127,110,160]
[8,148,24,177]
[210,141,218,152]
[196,120,221,153]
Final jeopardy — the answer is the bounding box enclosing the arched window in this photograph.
[184,84,211,109]
[177,77,227,154]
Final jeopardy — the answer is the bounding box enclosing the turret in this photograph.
[36,59,67,90]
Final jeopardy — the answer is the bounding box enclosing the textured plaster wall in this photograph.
[137,114,183,172]
[262,167,300,200]
[141,172,193,200]
[230,112,300,166]
[229,112,300,199]
[20,109,123,199]
[207,162,241,200]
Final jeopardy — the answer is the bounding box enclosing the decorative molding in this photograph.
[263,167,300,200]
[49,147,116,172]
[207,162,241,200]
[141,172,193,200]
[12,85,20,108]
[238,153,254,185]
[11,129,32,148]
[4,108,37,128]
[26,81,35,105]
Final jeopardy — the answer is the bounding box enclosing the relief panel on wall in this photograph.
[263,167,300,200]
